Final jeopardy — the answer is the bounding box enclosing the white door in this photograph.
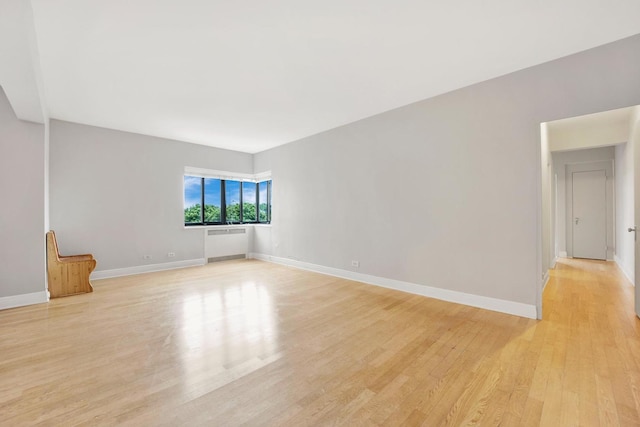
[572,170,606,260]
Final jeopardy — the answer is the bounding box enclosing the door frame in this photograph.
[565,161,613,260]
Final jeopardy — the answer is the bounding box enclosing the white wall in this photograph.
[552,147,615,260]
[254,34,640,316]
[615,138,634,283]
[0,87,46,303]
[49,120,253,272]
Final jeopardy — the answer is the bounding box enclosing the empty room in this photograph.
[2,1,640,425]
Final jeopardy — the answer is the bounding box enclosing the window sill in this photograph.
[184,223,271,230]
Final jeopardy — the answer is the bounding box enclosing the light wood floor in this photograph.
[1,258,639,426]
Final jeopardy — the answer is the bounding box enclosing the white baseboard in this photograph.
[614,255,635,286]
[542,271,550,293]
[92,258,206,280]
[249,253,537,319]
[559,251,568,258]
[0,291,48,311]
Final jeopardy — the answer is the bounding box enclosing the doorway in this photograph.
[539,105,639,319]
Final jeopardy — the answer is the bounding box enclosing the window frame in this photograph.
[203,177,222,224]
[224,179,242,224]
[257,180,271,224]
[241,182,259,224]
[183,176,204,225]
[184,176,271,226]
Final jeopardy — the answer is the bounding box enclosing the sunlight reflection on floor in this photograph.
[179,280,279,396]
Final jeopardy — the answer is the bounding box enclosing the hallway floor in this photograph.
[539,257,640,426]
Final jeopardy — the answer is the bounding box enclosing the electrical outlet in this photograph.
[168,252,175,258]
[143,255,152,260]
[351,260,359,268]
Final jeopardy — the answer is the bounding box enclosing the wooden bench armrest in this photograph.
[59,254,94,261]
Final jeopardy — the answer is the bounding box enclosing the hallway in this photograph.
[540,258,640,425]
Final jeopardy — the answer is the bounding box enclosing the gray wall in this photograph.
[254,34,640,307]
[49,120,253,271]
[0,87,45,298]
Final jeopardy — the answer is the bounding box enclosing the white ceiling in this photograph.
[0,0,46,123]
[28,0,640,153]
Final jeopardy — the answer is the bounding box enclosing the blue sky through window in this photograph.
[184,176,201,208]
[226,180,241,205]
[243,183,256,203]
[184,176,224,209]
[259,182,267,205]
[204,178,221,207]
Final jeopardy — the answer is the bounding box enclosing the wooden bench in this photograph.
[46,231,97,298]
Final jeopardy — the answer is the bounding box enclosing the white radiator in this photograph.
[204,228,248,261]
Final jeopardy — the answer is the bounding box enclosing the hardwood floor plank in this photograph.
[1,258,640,425]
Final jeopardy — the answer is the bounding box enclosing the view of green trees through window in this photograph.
[204,178,221,222]
[184,176,271,225]
[259,181,270,222]
[225,180,241,222]
[243,183,257,222]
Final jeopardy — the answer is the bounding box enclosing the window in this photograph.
[184,175,271,225]
[204,178,221,222]
[184,176,203,224]
[258,181,270,223]
[225,180,241,223]
[243,183,257,222]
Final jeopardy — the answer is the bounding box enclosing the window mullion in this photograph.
[221,180,227,223]
[253,182,260,223]
[200,178,205,224]
[239,182,244,224]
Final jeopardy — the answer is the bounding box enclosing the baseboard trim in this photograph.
[614,255,635,286]
[0,291,48,311]
[92,259,206,280]
[249,253,537,319]
[559,251,568,258]
[542,271,550,293]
